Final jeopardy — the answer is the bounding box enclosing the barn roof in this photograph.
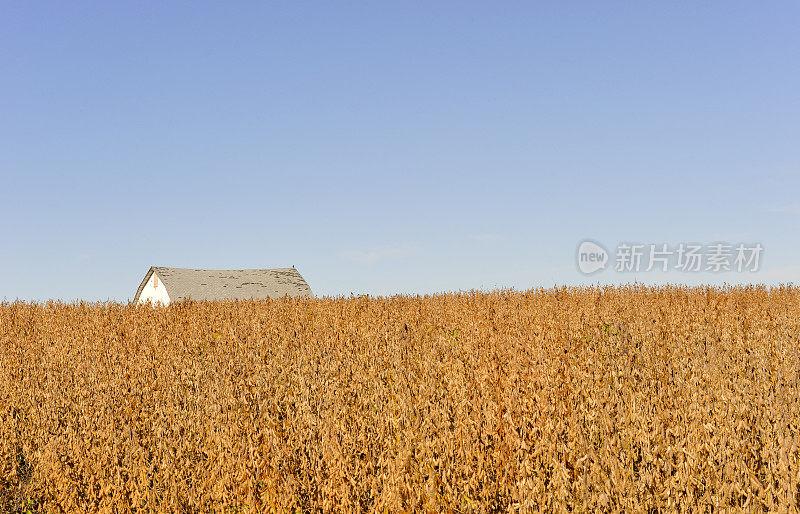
[134,267,313,303]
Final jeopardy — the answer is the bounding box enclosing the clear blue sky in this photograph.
[2,2,799,301]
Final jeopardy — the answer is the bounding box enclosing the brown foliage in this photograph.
[1,285,799,512]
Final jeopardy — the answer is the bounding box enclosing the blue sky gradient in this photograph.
[2,2,799,300]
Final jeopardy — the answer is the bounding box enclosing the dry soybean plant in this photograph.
[1,285,799,512]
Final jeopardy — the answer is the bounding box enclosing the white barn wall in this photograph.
[137,272,171,305]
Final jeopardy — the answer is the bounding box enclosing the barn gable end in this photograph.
[134,268,171,305]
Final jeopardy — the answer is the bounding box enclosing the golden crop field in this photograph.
[1,285,799,512]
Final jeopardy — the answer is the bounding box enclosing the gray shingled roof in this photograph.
[134,267,313,303]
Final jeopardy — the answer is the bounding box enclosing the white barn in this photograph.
[134,266,313,305]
